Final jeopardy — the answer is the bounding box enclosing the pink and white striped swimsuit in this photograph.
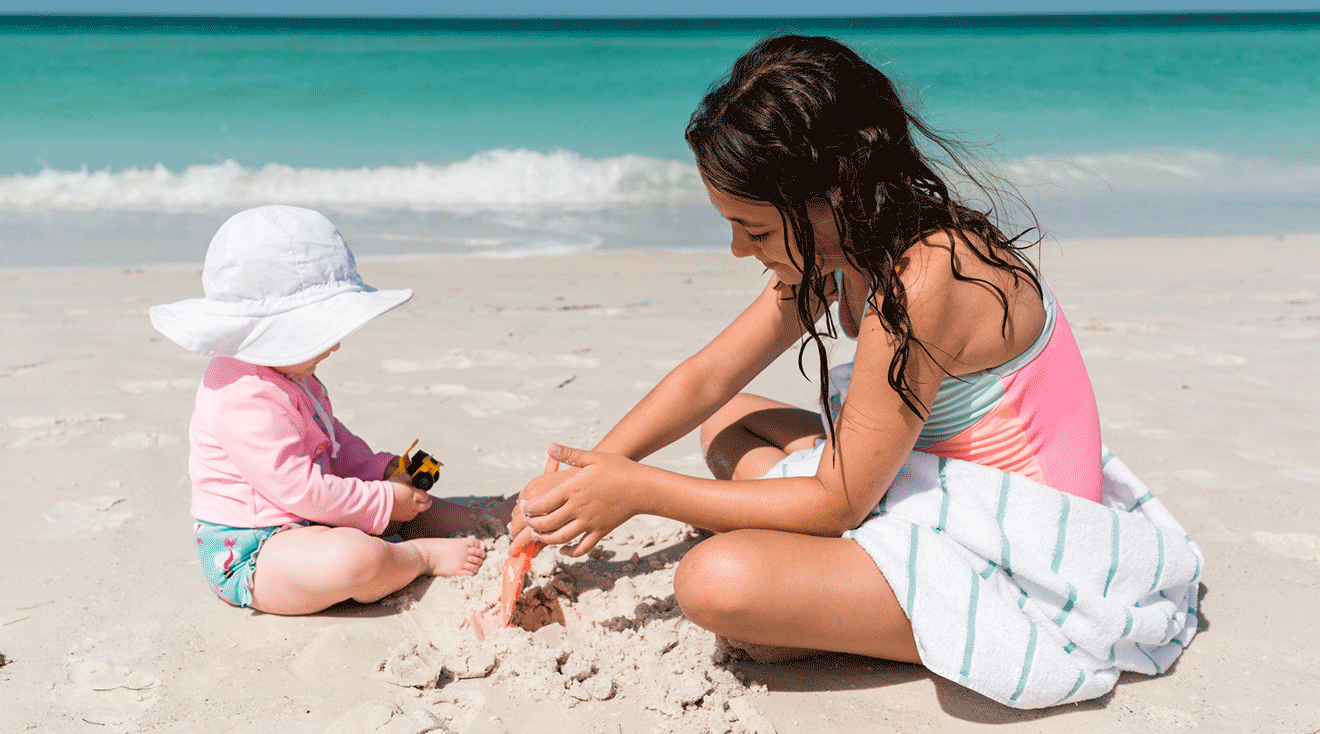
[827,275,1103,503]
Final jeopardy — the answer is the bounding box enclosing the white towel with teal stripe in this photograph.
[838,448,1202,708]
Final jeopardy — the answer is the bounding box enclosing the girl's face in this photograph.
[273,343,340,377]
[702,177,842,285]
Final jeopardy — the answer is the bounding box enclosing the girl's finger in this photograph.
[508,524,540,553]
[525,501,576,536]
[547,442,607,469]
[561,530,606,558]
[520,456,562,528]
[521,476,572,520]
[533,517,589,547]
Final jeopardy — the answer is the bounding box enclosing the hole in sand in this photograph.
[506,584,566,631]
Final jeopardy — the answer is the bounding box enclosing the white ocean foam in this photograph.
[1002,148,1320,193]
[0,149,705,212]
[5,146,1316,216]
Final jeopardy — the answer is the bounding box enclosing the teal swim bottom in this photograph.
[193,519,307,608]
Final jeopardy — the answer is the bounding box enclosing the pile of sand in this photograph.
[356,517,775,734]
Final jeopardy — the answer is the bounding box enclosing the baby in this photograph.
[152,205,491,615]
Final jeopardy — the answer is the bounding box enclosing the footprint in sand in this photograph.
[527,415,578,434]
[1279,327,1320,340]
[514,375,583,391]
[381,354,477,372]
[37,496,133,539]
[1172,469,1229,489]
[1262,288,1316,304]
[325,701,444,734]
[6,429,74,449]
[1077,318,1160,333]
[413,384,535,417]
[1251,531,1320,562]
[116,379,196,394]
[383,349,599,373]
[1279,466,1320,483]
[477,349,598,369]
[56,646,159,727]
[5,413,126,449]
[478,451,548,472]
[1204,353,1247,367]
[333,380,379,395]
[108,432,179,450]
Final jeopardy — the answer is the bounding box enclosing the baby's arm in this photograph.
[389,474,432,521]
[327,415,395,482]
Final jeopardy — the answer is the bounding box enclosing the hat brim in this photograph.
[150,287,412,366]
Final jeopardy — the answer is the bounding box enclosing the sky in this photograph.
[2,0,1318,15]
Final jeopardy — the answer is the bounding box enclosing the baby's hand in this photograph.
[390,474,432,521]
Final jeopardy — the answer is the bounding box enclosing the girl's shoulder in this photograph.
[895,230,979,305]
[899,228,1030,301]
[888,229,1043,374]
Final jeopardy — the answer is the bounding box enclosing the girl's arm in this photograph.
[593,276,815,461]
[524,280,946,548]
[511,276,810,548]
[523,237,993,555]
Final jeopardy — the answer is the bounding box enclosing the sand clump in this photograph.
[373,517,776,734]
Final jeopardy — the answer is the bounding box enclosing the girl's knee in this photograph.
[674,535,762,628]
[699,393,761,450]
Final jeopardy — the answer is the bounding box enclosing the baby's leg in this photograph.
[400,495,517,540]
[249,525,485,615]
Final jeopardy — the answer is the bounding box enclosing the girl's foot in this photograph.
[716,635,822,664]
[415,537,487,577]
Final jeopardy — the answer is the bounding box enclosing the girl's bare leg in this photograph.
[701,393,825,481]
[693,393,918,664]
[674,529,920,665]
[249,525,485,615]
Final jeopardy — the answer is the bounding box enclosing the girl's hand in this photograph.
[389,474,432,522]
[519,443,640,558]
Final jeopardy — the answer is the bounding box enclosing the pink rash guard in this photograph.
[188,357,397,533]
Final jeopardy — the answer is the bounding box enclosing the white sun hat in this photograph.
[149,205,412,367]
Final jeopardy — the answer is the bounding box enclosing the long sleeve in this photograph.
[329,415,396,482]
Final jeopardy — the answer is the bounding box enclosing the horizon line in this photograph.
[3,9,1318,19]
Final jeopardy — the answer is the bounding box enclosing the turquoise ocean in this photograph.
[1,13,1317,267]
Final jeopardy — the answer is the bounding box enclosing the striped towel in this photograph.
[840,448,1203,708]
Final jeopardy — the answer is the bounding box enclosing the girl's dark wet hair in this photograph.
[686,34,1040,422]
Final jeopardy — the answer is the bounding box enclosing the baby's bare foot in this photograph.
[716,635,821,664]
[417,537,486,577]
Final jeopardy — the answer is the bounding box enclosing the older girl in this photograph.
[514,35,1199,708]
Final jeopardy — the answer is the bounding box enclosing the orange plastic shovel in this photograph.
[497,456,556,628]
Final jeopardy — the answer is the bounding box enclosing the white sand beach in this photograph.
[2,235,1318,733]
